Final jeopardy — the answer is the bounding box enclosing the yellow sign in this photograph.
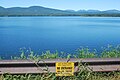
[56,62,74,76]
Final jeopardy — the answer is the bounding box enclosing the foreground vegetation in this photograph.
[0,45,120,80]
[9,45,120,60]
[1,70,120,80]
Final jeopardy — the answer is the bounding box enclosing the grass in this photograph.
[1,69,120,80]
[0,45,120,80]
[9,45,120,60]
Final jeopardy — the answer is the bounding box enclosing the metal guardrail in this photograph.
[0,58,120,74]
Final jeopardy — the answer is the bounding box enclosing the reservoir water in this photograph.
[0,17,120,58]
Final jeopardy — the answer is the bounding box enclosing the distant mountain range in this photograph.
[0,6,120,17]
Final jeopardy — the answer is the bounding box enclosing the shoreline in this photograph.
[0,15,120,17]
[0,14,120,17]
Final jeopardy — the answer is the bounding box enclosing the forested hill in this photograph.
[0,6,120,17]
[0,6,74,16]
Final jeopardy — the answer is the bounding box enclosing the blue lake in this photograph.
[0,17,120,59]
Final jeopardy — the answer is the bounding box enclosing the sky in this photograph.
[0,0,120,11]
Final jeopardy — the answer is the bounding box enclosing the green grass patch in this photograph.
[0,45,120,80]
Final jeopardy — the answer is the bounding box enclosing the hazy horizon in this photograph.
[0,5,120,11]
[0,0,120,11]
